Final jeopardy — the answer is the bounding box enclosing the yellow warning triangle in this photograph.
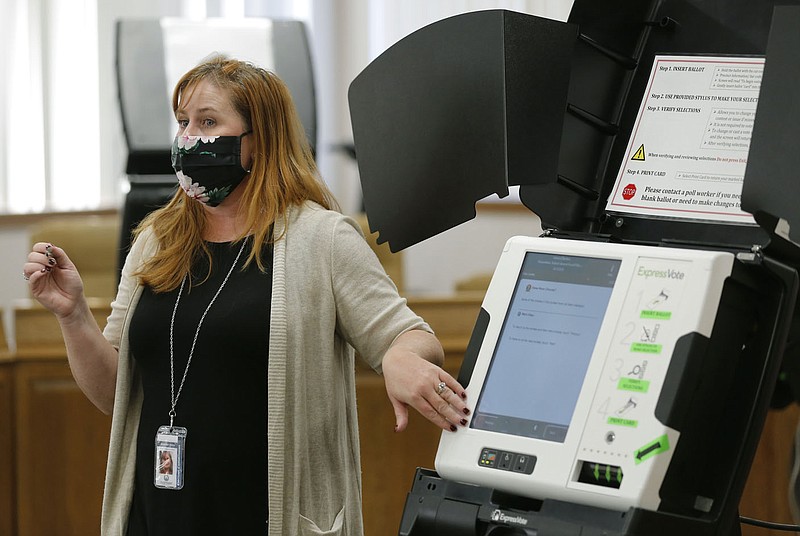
[631,144,646,161]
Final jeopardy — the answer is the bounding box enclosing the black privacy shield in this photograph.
[348,10,576,252]
[741,5,800,243]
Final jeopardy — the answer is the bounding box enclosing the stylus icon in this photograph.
[616,397,638,415]
[641,324,660,342]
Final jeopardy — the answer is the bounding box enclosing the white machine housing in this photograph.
[435,236,734,512]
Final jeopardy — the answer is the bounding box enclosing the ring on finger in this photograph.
[436,381,447,395]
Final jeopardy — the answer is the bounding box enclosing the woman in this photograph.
[23,56,469,535]
[157,451,172,475]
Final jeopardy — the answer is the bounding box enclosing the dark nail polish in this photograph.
[463,408,470,416]
[460,418,467,426]
[449,425,457,432]
[460,392,467,399]
[48,258,56,265]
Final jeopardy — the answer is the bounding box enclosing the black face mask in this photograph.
[171,132,251,207]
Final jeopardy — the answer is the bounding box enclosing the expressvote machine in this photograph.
[435,237,734,513]
[349,1,800,535]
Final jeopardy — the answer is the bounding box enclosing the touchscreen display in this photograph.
[471,252,621,442]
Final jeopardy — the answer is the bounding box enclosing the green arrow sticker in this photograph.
[634,434,670,465]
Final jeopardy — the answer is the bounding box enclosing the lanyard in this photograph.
[167,239,247,427]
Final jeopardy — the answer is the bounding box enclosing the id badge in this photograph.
[154,425,187,490]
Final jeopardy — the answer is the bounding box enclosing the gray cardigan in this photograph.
[100,202,431,535]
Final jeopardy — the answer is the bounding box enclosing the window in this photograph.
[2,0,100,213]
[0,0,311,214]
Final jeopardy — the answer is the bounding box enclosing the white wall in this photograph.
[403,208,544,294]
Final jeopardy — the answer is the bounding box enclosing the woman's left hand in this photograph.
[382,330,470,433]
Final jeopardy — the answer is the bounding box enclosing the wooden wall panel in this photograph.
[14,361,111,536]
[357,350,464,536]
[0,309,8,353]
[357,372,439,536]
[0,362,15,536]
[13,300,110,358]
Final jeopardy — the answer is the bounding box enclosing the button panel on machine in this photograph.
[479,448,536,475]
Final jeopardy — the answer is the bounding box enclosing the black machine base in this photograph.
[400,467,746,536]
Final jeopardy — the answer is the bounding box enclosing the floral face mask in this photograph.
[171,133,251,207]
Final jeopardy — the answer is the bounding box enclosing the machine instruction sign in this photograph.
[607,55,764,224]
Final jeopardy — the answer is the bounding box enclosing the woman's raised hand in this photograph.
[23,243,86,320]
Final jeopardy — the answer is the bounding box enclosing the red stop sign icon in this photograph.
[622,183,637,200]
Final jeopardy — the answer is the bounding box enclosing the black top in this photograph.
[126,239,272,535]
